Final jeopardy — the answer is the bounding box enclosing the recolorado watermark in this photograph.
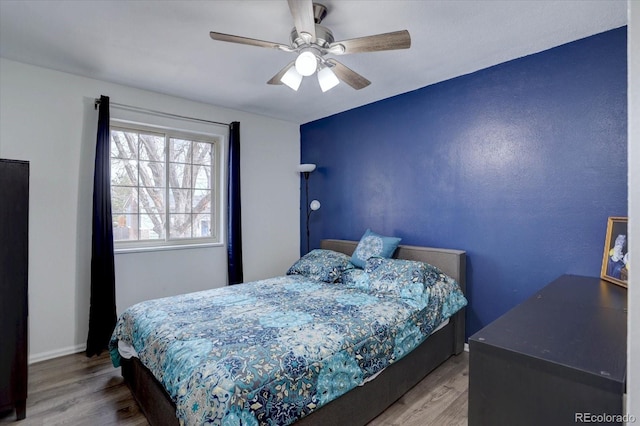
[575,412,636,423]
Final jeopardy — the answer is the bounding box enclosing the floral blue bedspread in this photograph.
[109,274,466,425]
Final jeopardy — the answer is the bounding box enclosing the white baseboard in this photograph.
[464,342,469,352]
[29,343,86,364]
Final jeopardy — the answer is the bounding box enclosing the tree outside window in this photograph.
[110,125,219,247]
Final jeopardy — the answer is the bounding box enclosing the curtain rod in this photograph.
[94,98,230,127]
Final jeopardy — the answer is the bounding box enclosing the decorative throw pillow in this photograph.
[287,249,353,283]
[350,229,401,268]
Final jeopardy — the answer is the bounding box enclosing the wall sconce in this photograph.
[297,164,320,253]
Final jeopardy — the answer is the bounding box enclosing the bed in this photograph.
[111,239,467,426]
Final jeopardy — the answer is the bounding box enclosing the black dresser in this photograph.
[0,159,29,420]
[469,275,627,426]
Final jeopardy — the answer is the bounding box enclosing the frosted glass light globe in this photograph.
[318,66,340,92]
[295,51,318,76]
[281,67,303,91]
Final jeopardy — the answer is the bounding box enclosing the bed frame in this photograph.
[120,239,466,426]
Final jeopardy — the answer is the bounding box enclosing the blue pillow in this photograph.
[340,268,370,290]
[350,229,401,268]
[365,257,430,309]
[423,263,447,287]
[287,249,353,283]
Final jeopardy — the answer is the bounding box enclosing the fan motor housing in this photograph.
[290,25,335,49]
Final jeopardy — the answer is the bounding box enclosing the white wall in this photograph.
[628,0,639,419]
[0,58,301,362]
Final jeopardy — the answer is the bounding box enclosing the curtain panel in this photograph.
[86,95,117,356]
[227,121,243,285]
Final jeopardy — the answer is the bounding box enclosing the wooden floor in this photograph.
[0,351,469,426]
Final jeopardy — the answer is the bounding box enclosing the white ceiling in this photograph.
[0,0,628,124]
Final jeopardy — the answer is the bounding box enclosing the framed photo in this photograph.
[600,217,629,288]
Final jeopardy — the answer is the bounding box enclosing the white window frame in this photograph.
[110,119,224,252]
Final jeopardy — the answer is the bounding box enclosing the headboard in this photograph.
[320,239,466,291]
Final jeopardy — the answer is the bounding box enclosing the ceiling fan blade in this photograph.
[326,59,371,90]
[288,0,316,41]
[329,30,411,55]
[267,61,296,85]
[210,31,286,50]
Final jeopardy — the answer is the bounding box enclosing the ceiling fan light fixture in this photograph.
[295,50,318,76]
[317,65,339,92]
[209,2,412,93]
[281,66,303,91]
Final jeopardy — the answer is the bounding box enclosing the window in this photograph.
[110,122,221,249]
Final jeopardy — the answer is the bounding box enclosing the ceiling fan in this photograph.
[209,0,411,92]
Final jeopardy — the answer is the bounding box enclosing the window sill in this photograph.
[114,241,224,254]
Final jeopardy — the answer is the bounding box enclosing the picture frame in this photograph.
[600,216,629,288]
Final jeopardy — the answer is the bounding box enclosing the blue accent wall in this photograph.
[300,27,627,338]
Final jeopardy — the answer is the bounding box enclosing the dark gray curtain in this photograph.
[86,95,117,356]
[227,122,243,284]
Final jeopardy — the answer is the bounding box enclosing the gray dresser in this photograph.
[469,275,627,426]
